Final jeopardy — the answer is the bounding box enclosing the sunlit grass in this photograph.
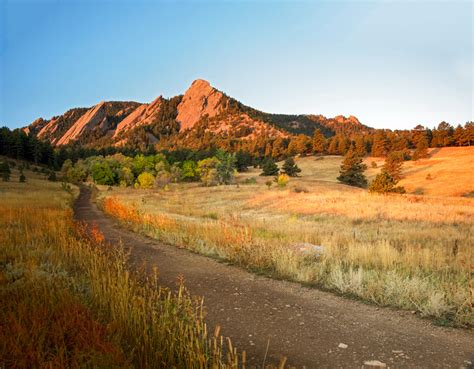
[1,168,286,368]
[99,148,474,327]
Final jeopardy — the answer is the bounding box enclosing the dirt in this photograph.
[74,187,473,369]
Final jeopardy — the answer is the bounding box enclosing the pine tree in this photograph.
[383,151,404,182]
[337,148,367,187]
[260,158,279,176]
[312,129,326,154]
[282,157,301,177]
[413,132,429,160]
[354,136,367,157]
[0,161,11,182]
[369,171,405,194]
[453,125,466,146]
[371,131,389,157]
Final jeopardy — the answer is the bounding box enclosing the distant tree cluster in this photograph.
[61,150,239,188]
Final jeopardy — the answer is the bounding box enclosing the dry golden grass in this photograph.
[396,147,474,197]
[99,148,474,327]
[1,167,284,368]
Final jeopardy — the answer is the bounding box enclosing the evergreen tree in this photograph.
[369,171,406,194]
[312,129,326,154]
[337,148,367,187]
[453,125,466,146]
[281,157,301,177]
[413,132,429,160]
[235,150,252,172]
[371,131,389,157]
[0,161,11,182]
[383,151,404,182]
[354,136,367,157]
[260,158,279,176]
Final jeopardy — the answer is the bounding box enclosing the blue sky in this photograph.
[1,0,472,130]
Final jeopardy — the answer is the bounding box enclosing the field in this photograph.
[0,166,273,368]
[98,147,474,327]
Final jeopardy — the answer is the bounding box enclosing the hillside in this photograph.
[24,79,371,150]
[294,146,474,198]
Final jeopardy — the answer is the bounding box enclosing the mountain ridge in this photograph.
[24,79,372,149]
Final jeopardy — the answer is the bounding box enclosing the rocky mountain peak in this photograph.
[176,79,225,131]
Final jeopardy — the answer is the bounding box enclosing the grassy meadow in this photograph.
[98,147,474,327]
[0,166,283,368]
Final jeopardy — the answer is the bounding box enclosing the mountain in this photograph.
[23,79,372,150]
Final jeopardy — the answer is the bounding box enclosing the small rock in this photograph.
[363,360,387,368]
[338,343,348,349]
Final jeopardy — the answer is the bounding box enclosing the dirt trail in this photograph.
[74,188,473,369]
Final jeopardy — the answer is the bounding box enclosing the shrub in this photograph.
[19,170,26,183]
[265,180,273,189]
[243,177,257,185]
[154,170,171,189]
[197,157,219,186]
[137,172,155,189]
[293,186,309,193]
[47,171,57,182]
[371,161,377,168]
[276,173,290,188]
[91,161,117,185]
[181,161,198,182]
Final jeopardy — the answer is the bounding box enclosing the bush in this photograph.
[243,177,257,185]
[47,171,57,182]
[91,161,117,185]
[276,173,289,188]
[137,172,155,189]
[19,171,26,183]
[154,170,171,189]
[197,157,219,186]
[181,161,198,182]
[371,161,377,168]
[265,180,273,189]
[293,186,309,193]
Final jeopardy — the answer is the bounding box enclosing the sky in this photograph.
[0,0,472,130]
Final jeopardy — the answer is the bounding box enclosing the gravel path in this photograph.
[74,187,473,369]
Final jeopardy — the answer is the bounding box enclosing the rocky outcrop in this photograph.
[23,79,370,149]
[114,96,164,137]
[57,102,107,145]
[176,79,225,131]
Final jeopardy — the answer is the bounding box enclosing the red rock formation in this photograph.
[176,79,225,131]
[114,96,164,137]
[57,102,107,145]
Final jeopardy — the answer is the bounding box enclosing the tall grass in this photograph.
[101,194,473,327]
[0,176,285,368]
